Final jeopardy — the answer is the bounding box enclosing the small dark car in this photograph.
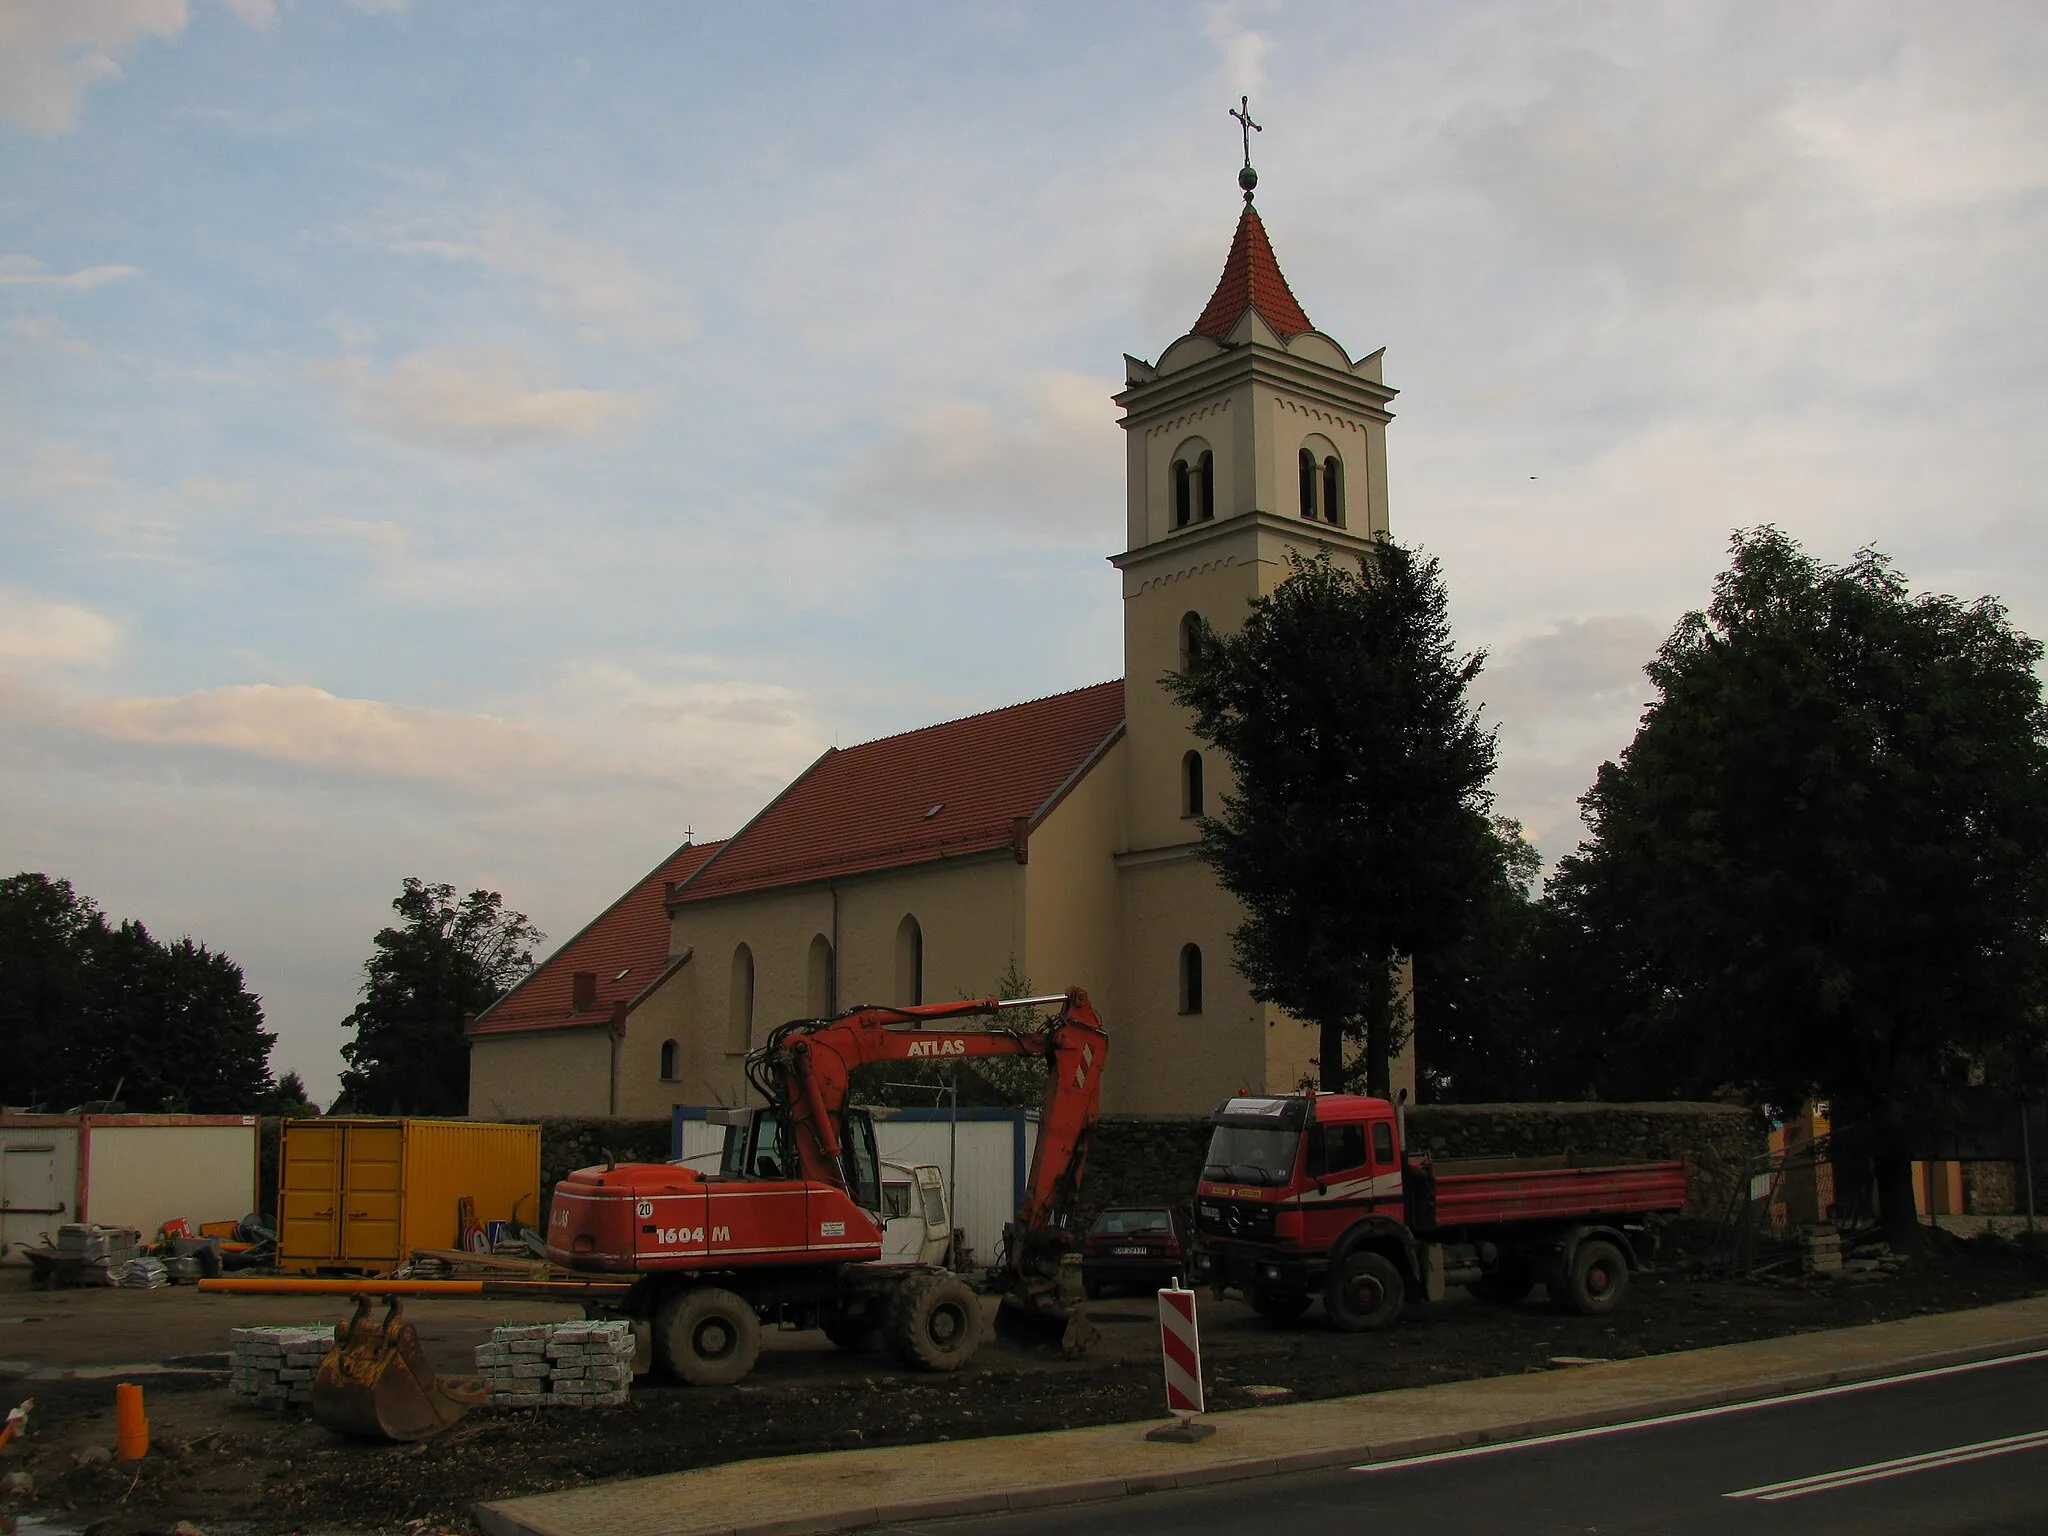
[1080,1206,1186,1298]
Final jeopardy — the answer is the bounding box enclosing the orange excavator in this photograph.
[546,988,1109,1383]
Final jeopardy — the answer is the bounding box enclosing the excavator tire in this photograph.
[889,1273,982,1372]
[655,1286,762,1386]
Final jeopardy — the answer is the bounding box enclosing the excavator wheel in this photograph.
[655,1285,762,1386]
[889,1274,982,1372]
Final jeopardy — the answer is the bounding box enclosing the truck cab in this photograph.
[1195,1093,1410,1319]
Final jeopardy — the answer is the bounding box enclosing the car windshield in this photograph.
[1204,1124,1299,1186]
[1090,1209,1170,1236]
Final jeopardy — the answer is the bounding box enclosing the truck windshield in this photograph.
[1203,1125,1299,1186]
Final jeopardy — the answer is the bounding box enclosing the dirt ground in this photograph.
[2,1232,2044,1536]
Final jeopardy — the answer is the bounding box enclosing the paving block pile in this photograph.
[228,1325,338,1407]
[53,1224,141,1286]
[475,1321,633,1407]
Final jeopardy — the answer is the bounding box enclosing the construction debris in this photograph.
[116,1257,171,1289]
[475,1322,633,1407]
[228,1325,336,1407]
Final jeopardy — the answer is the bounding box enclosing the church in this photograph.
[467,157,1416,1120]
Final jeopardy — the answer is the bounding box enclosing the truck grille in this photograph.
[1197,1199,1275,1242]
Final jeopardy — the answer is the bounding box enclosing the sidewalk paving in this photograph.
[474,1295,2048,1536]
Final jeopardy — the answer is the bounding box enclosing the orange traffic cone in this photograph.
[114,1383,148,1461]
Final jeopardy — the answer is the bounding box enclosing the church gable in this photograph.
[470,836,724,1037]
[676,681,1125,903]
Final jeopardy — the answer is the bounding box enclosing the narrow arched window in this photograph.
[659,1039,678,1081]
[1323,456,1344,527]
[1182,750,1204,818]
[1172,459,1191,528]
[894,914,924,1006]
[1179,944,1204,1015]
[806,933,835,1017]
[1198,451,1215,521]
[728,943,755,1052]
[1178,610,1204,672]
[1299,448,1317,519]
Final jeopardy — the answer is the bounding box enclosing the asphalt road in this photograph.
[900,1349,2048,1536]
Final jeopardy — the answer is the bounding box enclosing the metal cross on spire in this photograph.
[1229,95,1262,203]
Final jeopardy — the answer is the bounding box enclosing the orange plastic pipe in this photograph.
[196,1278,487,1295]
[115,1383,148,1461]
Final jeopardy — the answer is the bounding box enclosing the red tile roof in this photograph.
[1191,205,1315,342]
[469,838,725,1036]
[677,681,1125,903]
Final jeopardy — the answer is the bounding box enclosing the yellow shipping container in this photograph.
[277,1117,540,1274]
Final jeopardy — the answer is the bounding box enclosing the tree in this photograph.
[1414,818,1544,1102]
[337,879,541,1115]
[1167,544,1504,1094]
[264,1070,320,1118]
[0,872,276,1112]
[1550,528,2048,1246]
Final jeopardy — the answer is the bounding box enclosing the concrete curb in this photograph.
[471,1330,2048,1536]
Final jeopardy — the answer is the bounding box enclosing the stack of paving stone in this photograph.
[475,1321,633,1407]
[1801,1224,1843,1275]
[228,1325,336,1407]
[54,1224,141,1285]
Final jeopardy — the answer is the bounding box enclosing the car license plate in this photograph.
[1114,1246,1150,1255]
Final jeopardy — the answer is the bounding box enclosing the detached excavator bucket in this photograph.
[994,1251,1099,1357]
[312,1296,489,1442]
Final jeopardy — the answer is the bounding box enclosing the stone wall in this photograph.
[1074,1101,1766,1231]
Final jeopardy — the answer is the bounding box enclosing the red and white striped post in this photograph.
[1146,1281,1216,1442]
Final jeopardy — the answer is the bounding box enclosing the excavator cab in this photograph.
[714,1106,883,1212]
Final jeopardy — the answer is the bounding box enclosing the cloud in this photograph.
[1478,615,1664,739]
[1203,2,1275,99]
[0,0,273,135]
[2,315,91,355]
[377,205,697,344]
[0,592,123,673]
[1441,46,1817,296]
[0,256,138,290]
[324,348,645,453]
[836,371,1121,540]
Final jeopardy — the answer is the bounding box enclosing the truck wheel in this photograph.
[1468,1260,1536,1305]
[655,1286,761,1385]
[1557,1240,1629,1316]
[891,1274,982,1371]
[1250,1290,1311,1323]
[1324,1250,1404,1332]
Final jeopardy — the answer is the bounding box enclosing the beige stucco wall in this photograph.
[467,1028,611,1120]
[1022,734,1125,1021]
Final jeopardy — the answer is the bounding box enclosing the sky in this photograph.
[4,1,2045,1104]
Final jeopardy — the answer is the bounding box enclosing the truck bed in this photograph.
[1424,1157,1687,1230]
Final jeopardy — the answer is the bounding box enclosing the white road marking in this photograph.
[1725,1428,2048,1501]
[1349,1347,2048,1474]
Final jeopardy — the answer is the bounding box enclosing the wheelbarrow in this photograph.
[312,1295,488,1442]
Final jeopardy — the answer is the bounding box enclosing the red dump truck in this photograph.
[1190,1093,1688,1330]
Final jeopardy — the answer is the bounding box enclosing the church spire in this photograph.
[1190,203,1315,341]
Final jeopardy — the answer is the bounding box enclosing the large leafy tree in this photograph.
[1552,528,2048,1245]
[1167,544,1504,1093]
[338,879,541,1115]
[1413,818,1544,1102]
[0,872,276,1111]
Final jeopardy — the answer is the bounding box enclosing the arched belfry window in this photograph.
[1198,451,1215,521]
[1172,459,1192,528]
[1182,750,1204,818]
[728,943,754,1053]
[894,914,924,1006]
[1178,611,1205,672]
[1179,944,1204,1015]
[1298,436,1342,523]
[659,1039,679,1081]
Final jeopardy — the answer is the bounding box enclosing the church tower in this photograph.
[1108,129,1408,1111]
